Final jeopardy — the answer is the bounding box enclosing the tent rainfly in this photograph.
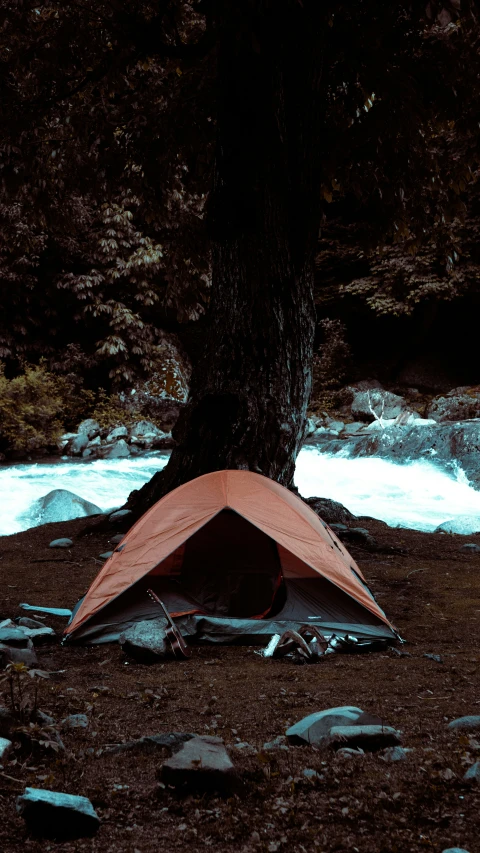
[64,470,397,645]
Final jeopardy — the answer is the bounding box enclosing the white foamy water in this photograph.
[295,447,480,532]
[1,447,480,536]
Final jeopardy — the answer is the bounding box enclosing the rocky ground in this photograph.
[0,515,479,852]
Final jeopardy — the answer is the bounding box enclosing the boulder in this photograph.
[464,761,480,783]
[106,425,128,442]
[160,735,236,793]
[49,538,74,548]
[351,387,408,423]
[286,707,375,745]
[130,420,164,441]
[120,619,168,663]
[447,716,480,732]
[16,788,100,839]
[66,433,89,456]
[0,645,38,668]
[435,517,480,535]
[428,386,480,422]
[100,439,130,459]
[0,736,12,762]
[304,497,357,526]
[77,419,101,439]
[24,489,101,527]
[329,725,401,752]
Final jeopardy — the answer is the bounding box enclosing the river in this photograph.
[2,446,480,536]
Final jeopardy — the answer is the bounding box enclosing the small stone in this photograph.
[381,746,409,762]
[99,551,113,560]
[16,618,45,630]
[62,714,89,730]
[110,534,124,545]
[302,768,319,779]
[35,710,55,726]
[49,538,73,548]
[105,732,195,756]
[109,509,132,523]
[89,685,110,694]
[0,627,32,648]
[263,736,289,751]
[329,725,401,752]
[424,653,443,664]
[286,707,377,746]
[448,716,480,732]
[233,742,256,755]
[337,747,365,757]
[0,736,13,762]
[459,543,480,554]
[463,761,480,783]
[160,735,236,793]
[17,787,100,839]
[0,644,38,669]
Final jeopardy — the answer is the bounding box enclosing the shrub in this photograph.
[0,362,66,453]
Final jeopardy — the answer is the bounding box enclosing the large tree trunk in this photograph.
[129,2,325,515]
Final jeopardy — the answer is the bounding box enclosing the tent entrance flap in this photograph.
[178,509,283,617]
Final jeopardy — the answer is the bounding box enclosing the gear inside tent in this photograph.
[64,470,397,645]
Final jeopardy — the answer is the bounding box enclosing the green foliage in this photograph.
[0,363,66,453]
[91,389,142,431]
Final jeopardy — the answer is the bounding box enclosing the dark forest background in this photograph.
[1,1,479,455]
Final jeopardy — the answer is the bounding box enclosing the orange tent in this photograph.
[65,470,396,644]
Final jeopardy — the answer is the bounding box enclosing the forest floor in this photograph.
[0,516,479,853]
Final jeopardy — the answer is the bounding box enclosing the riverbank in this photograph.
[0,515,479,852]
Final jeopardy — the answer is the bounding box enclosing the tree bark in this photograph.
[129,1,326,515]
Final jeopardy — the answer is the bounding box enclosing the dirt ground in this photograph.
[0,515,479,853]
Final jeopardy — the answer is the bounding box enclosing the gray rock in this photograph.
[0,627,32,647]
[441,849,470,853]
[99,551,113,560]
[329,725,401,751]
[286,707,370,745]
[16,617,45,630]
[233,742,256,755]
[0,705,15,737]
[67,433,89,456]
[35,710,55,727]
[100,438,130,459]
[24,490,102,527]
[20,626,55,644]
[110,534,124,545]
[428,386,480,422]
[381,746,409,762]
[0,736,13,762]
[464,761,480,783]
[459,543,480,553]
[337,747,365,757]
[303,768,320,779]
[351,388,408,423]
[343,422,366,436]
[304,498,357,526]
[62,714,89,730]
[17,787,100,839]
[341,527,377,548]
[0,645,38,668]
[263,735,289,751]
[87,435,101,447]
[120,619,168,662]
[448,716,480,732]
[106,425,128,442]
[130,420,163,440]
[105,732,195,756]
[161,735,236,792]
[424,653,443,663]
[436,517,480,535]
[77,419,101,439]
[49,538,73,548]
[109,508,132,523]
